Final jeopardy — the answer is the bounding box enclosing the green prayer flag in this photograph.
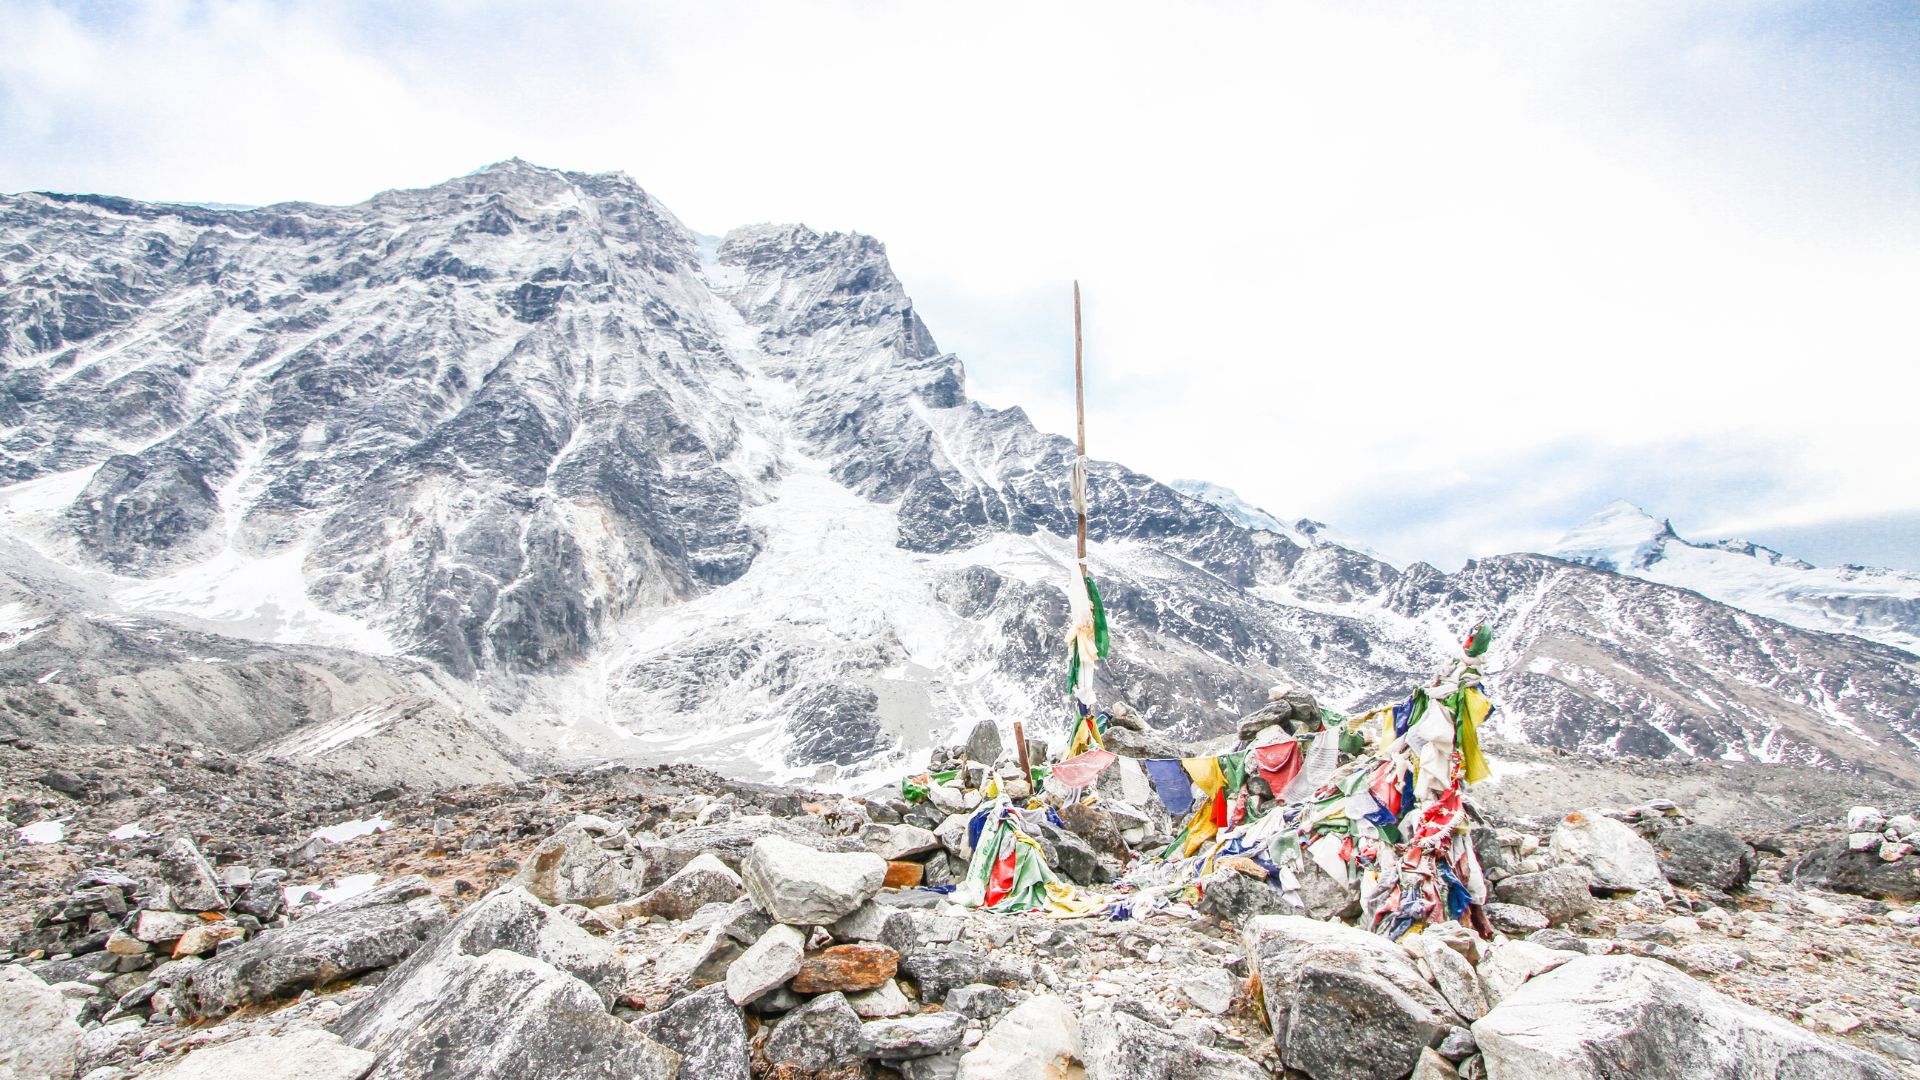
[1085,576,1110,657]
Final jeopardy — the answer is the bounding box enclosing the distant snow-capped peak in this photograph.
[1170,480,1400,568]
[1547,500,1920,653]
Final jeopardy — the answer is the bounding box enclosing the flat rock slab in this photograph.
[725,923,805,1005]
[1491,867,1593,926]
[792,943,899,993]
[858,1011,966,1060]
[362,949,678,1080]
[150,1029,373,1080]
[1473,954,1899,1080]
[333,886,622,1057]
[180,876,446,1017]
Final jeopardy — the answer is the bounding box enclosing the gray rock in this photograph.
[333,886,622,1056]
[362,949,678,1080]
[934,813,974,861]
[740,835,885,926]
[1194,871,1294,924]
[233,871,287,921]
[510,818,642,907]
[1436,1026,1477,1061]
[1485,903,1549,935]
[0,966,82,1080]
[712,897,774,947]
[1101,725,1189,761]
[943,983,1009,1019]
[899,946,986,1003]
[1179,968,1239,1015]
[1080,1004,1266,1080]
[964,721,1003,764]
[636,816,865,887]
[1046,826,1112,885]
[956,994,1082,1080]
[632,983,750,1080]
[145,1029,373,1080]
[724,923,805,1005]
[862,823,943,861]
[640,853,744,921]
[847,979,916,1017]
[761,990,863,1071]
[1793,842,1920,902]
[132,910,202,943]
[1524,928,1586,954]
[1550,811,1671,895]
[858,1011,967,1060]
[1492,867,1595,925]
[901,1051,968,1080]
[157,837,227,912]
[1654,826,1756,892]
[831,900,918,958]
[1242,914,1460,1080]
[179,876,446,1016]
[1473,955,1899,1079]
[1424,940,1490,1021]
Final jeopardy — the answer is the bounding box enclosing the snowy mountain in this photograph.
[0,161,1914,788]
[1549,500,1920,654]
[1170,480,1400,567]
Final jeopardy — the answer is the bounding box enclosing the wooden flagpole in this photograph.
[1074,281,1087,563]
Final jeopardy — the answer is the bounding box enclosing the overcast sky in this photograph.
[3,0,1916,570]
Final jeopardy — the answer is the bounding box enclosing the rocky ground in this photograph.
[2,726,1919,1080]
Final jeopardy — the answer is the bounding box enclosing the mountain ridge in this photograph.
[0,160,1914,789]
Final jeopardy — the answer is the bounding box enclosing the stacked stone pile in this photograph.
[5,736,1920,1078]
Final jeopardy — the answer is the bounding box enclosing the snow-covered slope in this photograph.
[0,162,1915,787]
[1549,500,1920,653]
[1171,480,1399,567]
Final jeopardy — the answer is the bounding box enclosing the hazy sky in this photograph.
[3,0,1916,570]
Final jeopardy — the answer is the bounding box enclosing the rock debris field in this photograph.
[2,731,1919,1080]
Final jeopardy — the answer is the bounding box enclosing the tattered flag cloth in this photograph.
[1065,712,1104,759]
[960,798,1099,916]
[1050,748,1117,789]
[1251,741,1303,794]
[1064,569,1111,707]
[1143,758,1196,816]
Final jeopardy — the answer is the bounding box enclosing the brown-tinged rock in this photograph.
[790,943,899,994]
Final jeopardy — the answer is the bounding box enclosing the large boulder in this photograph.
[639,853,744,921]
[741,835,886,925]
[0,966,82,1080]
[361,949,678,1080]
[861,823,943,861]
[1473,955,1899,1079]
[1550,811,1670,895]
[1241,914,1460,1080]
[147,1029,374,1080]
[761,990,864,1071]
[179,876,446,1016]
[1794,842,1920,902]
[510,817,642,907]
[793,943,899,993]
[1080,1003,1267,1080]
[1056,801,1130,860]
[1491,867,1594,926]
[959,994,1081,1080]
[333,886,623,1056]
[632,983,750,1080]
[1654,826,1756,893]
[638,816,866,886]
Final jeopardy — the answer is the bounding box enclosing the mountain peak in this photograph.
[1548,500,1674,572]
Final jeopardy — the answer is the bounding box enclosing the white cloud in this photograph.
[2,0,1915,569]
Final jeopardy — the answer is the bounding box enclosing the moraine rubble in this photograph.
[2,728,1918,1080]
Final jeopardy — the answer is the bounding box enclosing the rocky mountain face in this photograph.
[0,161,1915,787]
